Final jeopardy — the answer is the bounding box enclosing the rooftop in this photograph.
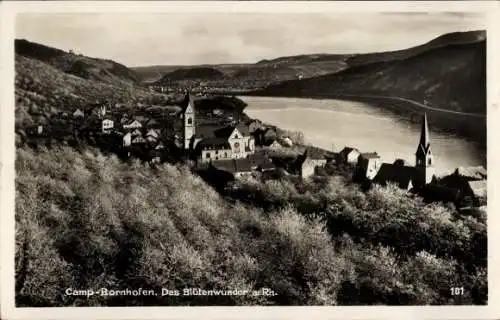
[373,163,415,189]
[468,180,487,198]
[455,166,487,180]
[360,152,380,159]
[211,158,253,174]
[196,138,231,149]
[340,146,359,154]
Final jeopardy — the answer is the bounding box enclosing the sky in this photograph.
[16,12,486,67]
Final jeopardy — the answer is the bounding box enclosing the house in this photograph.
[280,137,293,147]
[357,152,381,180]
[26,124,45,137]
[145,128,160,142]
[373,163,415,190]
[338,147,360,165]
[269,140,283,150]
[193,123,255,162]
[102,119,114,134]
[296,150,327,178]
[196,138,232,162]
[468,180,487,199]
[123,119,143,130]
[131,135,146,145]
[420,184,461,204]
[73,108,84,118]
[120,114,131,125]
[154,141,166,150]
[437,173,487,208]
[210,158,253,178]
[130,128,143,138]
[454,166,487,180]
[123,132,132,147]
[465,180,487,206]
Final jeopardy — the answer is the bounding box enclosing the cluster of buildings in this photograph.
[25,92,486,209]
[335,113,487,209]
[26,92,280,177]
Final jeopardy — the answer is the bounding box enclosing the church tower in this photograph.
[182,91,195,150]
[415,113,434,187]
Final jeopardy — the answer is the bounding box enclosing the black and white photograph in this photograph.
[1,1,499,318]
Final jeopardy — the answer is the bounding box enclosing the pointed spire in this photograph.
[181,89,194,113]
[419,112,430,149]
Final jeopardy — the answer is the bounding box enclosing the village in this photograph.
[23,92,487,212]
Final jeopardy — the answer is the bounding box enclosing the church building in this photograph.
[178,91,256,163]
[367,113,435,190]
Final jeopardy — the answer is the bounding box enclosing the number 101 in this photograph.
[450,287,464,295]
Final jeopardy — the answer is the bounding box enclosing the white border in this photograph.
[1,1,499,320]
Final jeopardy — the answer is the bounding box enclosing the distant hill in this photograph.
[135,31,486,96]
[346,30,486,67]
[157,67,225,83]
[133,56,349,89]
[255,31,486,115]
[15,39,139,86]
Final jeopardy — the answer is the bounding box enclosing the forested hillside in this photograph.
[15,147,486,306]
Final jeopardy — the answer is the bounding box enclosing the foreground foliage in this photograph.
[15,147,486,306]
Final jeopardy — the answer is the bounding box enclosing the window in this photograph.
[206,152,210,158]
[215,150,219,155]
[234,142,240,148]
[187,117,192,125]
[224,152,228,158]
[428,158,432,165]
[234,134,239,138]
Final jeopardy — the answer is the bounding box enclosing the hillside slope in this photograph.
[346,30,485,66]
[15,146,486,306]
[256,40,486,115]
[15,39,139,86]
[15,54,171,131]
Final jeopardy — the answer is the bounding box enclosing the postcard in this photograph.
[1,1,499,319]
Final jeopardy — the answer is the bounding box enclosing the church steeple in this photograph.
[419,112,430,150]
[182,90,195,150]
[415,112,434,187]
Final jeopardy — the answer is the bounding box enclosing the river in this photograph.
[243,96,486,176]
